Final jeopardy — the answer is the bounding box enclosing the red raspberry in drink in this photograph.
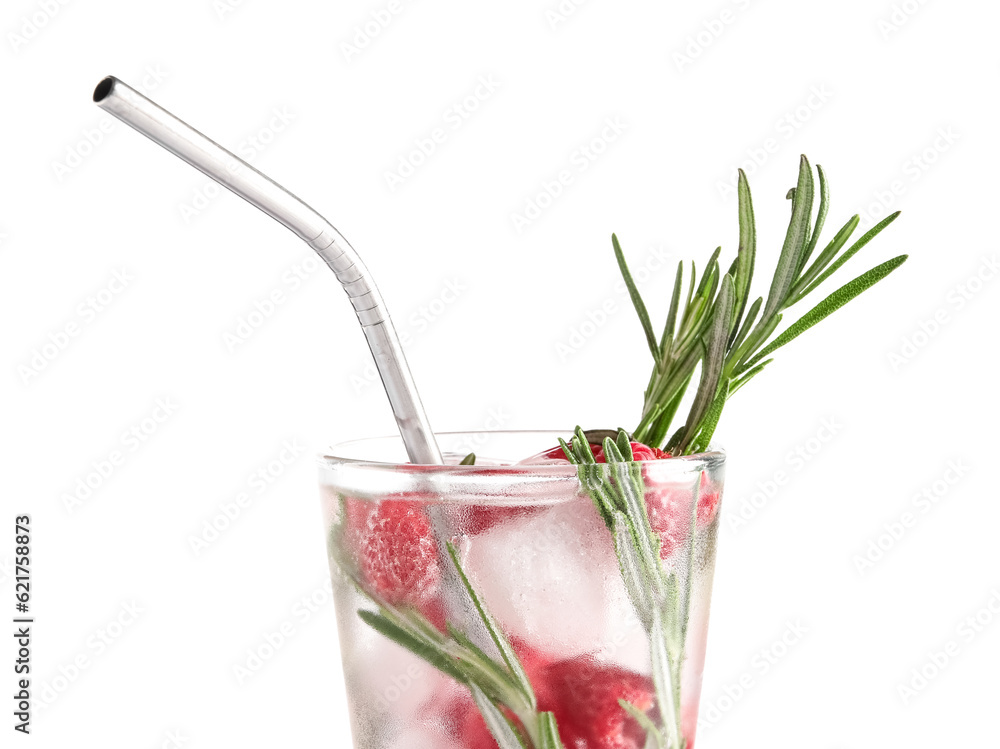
[344,498,446,630]
[457,652,655,749]
[646,482,721,560]
[522,440,671,465]
[542,657,655,749]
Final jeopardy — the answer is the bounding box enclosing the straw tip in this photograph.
[93,77,117,103]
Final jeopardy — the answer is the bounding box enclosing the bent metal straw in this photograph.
[93,76,442,465]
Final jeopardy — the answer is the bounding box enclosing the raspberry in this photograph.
[456,648,655,749]
[345,498,446,628]
[460,505,525,536]
[525,441,671,464]
[594,441,671,463]
[646,482,721,560]
[543,657,655,749]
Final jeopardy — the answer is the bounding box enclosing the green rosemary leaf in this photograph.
[600,437,632,511]
[791,214,860,297]
[726,255,738,279]
[690,378,729,455]
[469,684,529,749]
[445,623,493,662]
[612,511,654,628]
[659,261,685,360]
[728,357,772,397]
[460,452,476,465]
[796,163,828,278]
[661,571,681,649]
[557,438,576,464]
[664,425,685,453]
[790,211,902,304]
[580,463,618,529]
[730,170,757,347]
[616,428,633,460]
[734,169,757,309]
[674,294,709,353]
[574,426,598,463]
[357,610,467,684]
[696,247,722,297]
[603,436,626,464]
[649,615,681,749]
[680,274,734,451]
[618,699,664,748]
[613,233,660,363]
[446,542,537,709]
[762,155,814,321]
[734,311,782,373]
[704,256,721,307]
[747,254,909,367]
[729,296,762,358]
[632,403,663,445]
[683,260,696,321]
[443,625,530,705]
[538,712,567,749]
[646,372,692,449]
[646,343,696,430]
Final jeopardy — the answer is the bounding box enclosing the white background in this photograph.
[2,0,999,746]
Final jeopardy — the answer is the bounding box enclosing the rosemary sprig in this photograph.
[340,155,907,749]
[560,427,699,749]
[622,155,905,454]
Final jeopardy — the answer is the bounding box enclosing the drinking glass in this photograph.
[319,431,725,749]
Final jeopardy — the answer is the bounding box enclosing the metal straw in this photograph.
[93,76,442,464]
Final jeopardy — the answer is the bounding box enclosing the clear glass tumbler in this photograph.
[319,431,725,749]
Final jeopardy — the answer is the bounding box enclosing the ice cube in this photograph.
[461,498,648,667]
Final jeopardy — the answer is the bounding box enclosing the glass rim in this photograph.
[318,431,725,504]
[321,430,725,467]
